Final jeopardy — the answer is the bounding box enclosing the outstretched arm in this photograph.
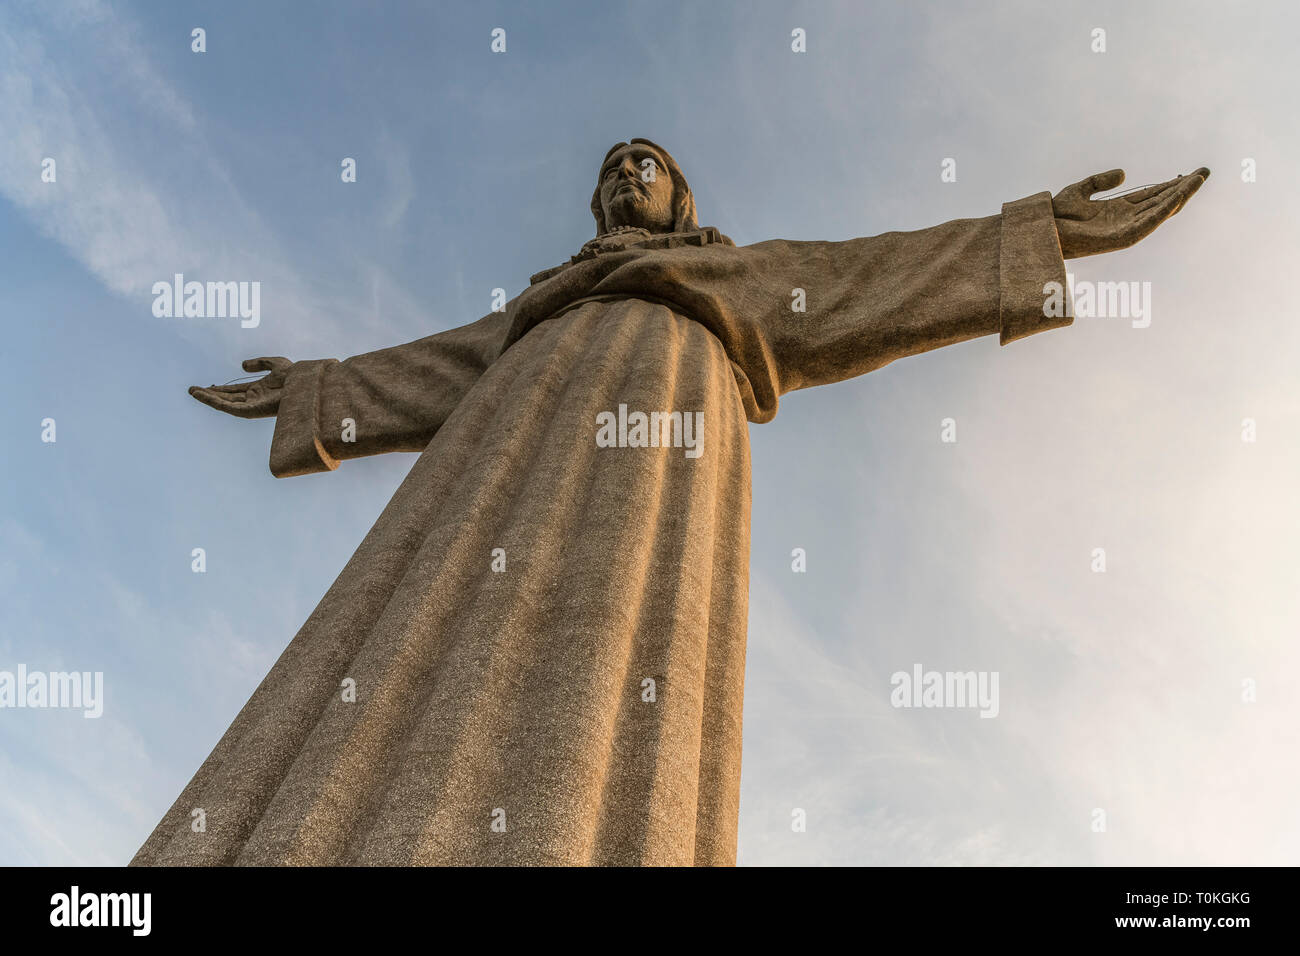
[734,166,1208,411]
[189,310,510,476]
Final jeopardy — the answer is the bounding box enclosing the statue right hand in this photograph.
[189,357,292,419]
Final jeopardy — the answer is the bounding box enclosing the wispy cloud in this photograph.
[0,0,422,354]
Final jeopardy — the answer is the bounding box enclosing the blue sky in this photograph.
[2,0,1298,865]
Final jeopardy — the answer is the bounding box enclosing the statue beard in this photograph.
[607,189,672,233]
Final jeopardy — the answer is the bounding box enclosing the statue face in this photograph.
[598,144,676,232]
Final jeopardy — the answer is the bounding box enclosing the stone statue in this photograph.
[133,140,1207,866]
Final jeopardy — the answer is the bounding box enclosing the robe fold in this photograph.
[133,192,1070,866]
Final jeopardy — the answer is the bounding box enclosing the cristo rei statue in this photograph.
[133,139,1207,866]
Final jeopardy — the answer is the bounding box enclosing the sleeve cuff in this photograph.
[998,191,1072,346]
[269,359,341,477]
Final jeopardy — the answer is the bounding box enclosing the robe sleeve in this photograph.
[727,191,1070,418]
[268,310,509,477]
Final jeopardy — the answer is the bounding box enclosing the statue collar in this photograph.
[529,226,734,285]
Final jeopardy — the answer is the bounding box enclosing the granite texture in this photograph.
[135,187,1069,866]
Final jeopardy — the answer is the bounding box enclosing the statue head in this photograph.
[591,138,699,237]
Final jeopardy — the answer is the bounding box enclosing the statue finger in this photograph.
[203,382,254,394]
[1161,172,1206,214]
[1122,176,1184,204]
[1085,168,1125,197]
[189,385,240,404]
[243,356,291,374]
[1132,171,1206,211]
[1133,181,1200,234]
[189,386,252,416]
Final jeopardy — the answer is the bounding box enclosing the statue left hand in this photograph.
[1052,167,1209,259]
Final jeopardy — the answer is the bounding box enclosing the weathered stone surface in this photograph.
[139,140,1205,866]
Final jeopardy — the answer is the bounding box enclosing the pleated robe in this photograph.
[132,192,1069,866]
